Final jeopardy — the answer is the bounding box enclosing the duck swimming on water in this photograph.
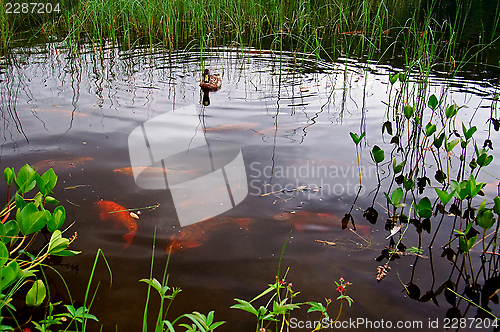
[199,69,222,91]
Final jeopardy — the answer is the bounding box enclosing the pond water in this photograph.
[1,43,500,331]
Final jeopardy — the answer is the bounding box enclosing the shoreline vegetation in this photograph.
[1,0,499,70]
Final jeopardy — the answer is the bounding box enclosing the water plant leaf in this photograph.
[462,123,477,141]
[389,72,399,85]
[35,168,58,197]
[494,196,500,216]
[405,283,420,300]
[417,176,430,193]
[417,197,432,218]
[370,145,384,164]
[0,265,17,292]
[47,206,66,232]
[17,203,50,236]
[428,94,438,110]
[445,288,457,307]
[14,164,37,194]
[445,138,460,153]
[140,278,164,297]
[341,214,353,230]
[363,207,378,224]
[395,174,404,185]
[445,104,458,119]
[403,177,415,191]
[476,207,495,230]
[433,133,445,149]
[306,301,327,314]
[48,230,70,255]
[477,153,493,167]
[403,105,414,120]
[389,188,404,207]
[3,167,14,186]
[14,192,26,210]
[382,121,392,135]
[26,280,46,307]
[435,170,446,184]
[489,118,500,131]
[390,135,399,145]
[349,132,365,145]
[392,159,405,174]
[0,241,8,268]
[441,248,456,262]
[425,122,436,137]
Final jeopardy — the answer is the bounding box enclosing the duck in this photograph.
[199,69,222,91]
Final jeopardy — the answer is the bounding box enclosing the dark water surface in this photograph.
[1,44,500,331]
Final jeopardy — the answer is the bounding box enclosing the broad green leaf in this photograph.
[477,208,495,230]
[14,193,26,210]
[425,123,436,137]
[14,164,37,194]
[19,206,50,236]
[433,133,445,149]
[403,105,415,120]
[0,265,17,291]
[0,242,8,267]
[417,197,432,219]
[370,145,385,164]
[392,159,405,174]
[48,230,70,255]
[462,123,477,141]
[391,188,404,206]
[26,280,46,307]
[47,206,66,232]
[349,132,365,145]
[445,104,458,119]
[428,94,438,110]
[445,138,460,152]
[435,188,454,206]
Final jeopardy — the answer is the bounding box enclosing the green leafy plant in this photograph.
[0,164,83,331]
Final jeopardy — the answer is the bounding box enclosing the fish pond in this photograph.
[1,1,500,332]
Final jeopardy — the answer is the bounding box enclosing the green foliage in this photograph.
[26,280,46,307]
[349,132,365,145]
[428,94,438,110]
[0,164,80,331]
[403,105,415,120]
[370,145,385,164]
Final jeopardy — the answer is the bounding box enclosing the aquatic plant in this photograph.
[0,164,109,331]
[232,235,353,332]
[141,237,225,332]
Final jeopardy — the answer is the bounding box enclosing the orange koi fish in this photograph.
[167,217,253,254]
[97,200,137,249]
[274,211,370,236]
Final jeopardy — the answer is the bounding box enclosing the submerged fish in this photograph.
[33,157,93,172]
[113,167,200,177]
[167,217,253,254]
[97,200,137,249]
